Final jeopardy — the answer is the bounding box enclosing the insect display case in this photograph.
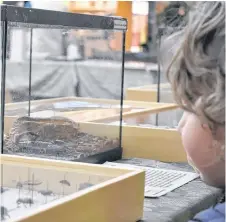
[0,5,127,163]
[0,154,145,222]
[80,106,186,163]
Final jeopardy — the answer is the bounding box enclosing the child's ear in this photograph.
[200,123,215,137]
[201,123,211,131]
[201,123,209,129]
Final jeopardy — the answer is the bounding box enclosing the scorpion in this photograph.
[78,183,94,191]
[16,198,34,208]
[38,190,53,196]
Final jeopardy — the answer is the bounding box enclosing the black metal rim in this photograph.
[0,5,127,31]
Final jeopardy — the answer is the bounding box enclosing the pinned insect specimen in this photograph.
[21,173,40,206]
[38,190,53,196]
[31,173,35,206]
[1,206,10,220]
[16,177,23,200]
[60,179,70,187]
[23,171,42,206]
[16,182,23,189]
[78,183,94,191]
[23,179,42,186]
[39,181,53,204]
[1,187,7,194]
[16,198,34,208]
[59,173,71,196]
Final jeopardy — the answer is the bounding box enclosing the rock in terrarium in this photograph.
[4,116,120,161]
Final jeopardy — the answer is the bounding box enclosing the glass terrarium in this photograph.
[0,5,127,163]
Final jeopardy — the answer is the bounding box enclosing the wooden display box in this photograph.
[81,107,186,163]
[1,154,145,222]
[3,97,184,163]
[125,83,173,102]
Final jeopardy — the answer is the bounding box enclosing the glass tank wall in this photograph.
[5,26,124,102]
[1,5,127,163]
[0,21,3,152]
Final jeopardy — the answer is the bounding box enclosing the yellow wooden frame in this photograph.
[91,103,178,123]
[1,154,145,222]
[79,122,186,163]
[78,107,186,163]
[126,83,172,102]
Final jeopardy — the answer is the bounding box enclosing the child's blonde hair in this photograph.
[163,1,225,132]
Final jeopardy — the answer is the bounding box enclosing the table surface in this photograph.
[117,158,222,222]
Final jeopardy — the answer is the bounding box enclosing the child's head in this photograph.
[163,2,225,188]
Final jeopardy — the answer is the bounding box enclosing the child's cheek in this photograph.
[181,125,216,168]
